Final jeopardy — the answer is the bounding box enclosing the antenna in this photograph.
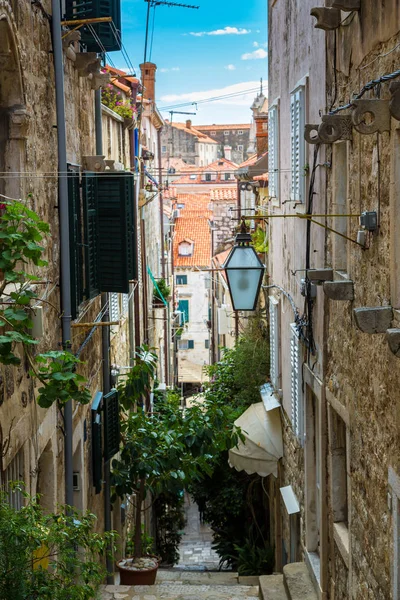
[260,78,263,96]
[145,1,199,7]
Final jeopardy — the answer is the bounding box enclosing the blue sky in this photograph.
[114,0,268,124]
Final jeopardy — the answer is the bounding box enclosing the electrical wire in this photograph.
[109,22,138,76]
[149,5,157,62]
[159,87,261,111]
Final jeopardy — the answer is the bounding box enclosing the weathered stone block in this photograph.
[310,7,341,30]
[62,29,81,50]
[91,72,112,91]
[82,155,106,172]
[352,99,391,134]
[386,329,400,357]
[324,280,354,300]
[332,0,360,10]
[74,52,100,76]
[283,562,318,599]
[354,307,393,334]
[307,268,334,283]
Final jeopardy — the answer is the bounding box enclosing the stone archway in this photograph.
[0,3,28,199]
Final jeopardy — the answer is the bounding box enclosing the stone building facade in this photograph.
[195,124,252,164]
[161,120,218,167]
[267,1,400,599]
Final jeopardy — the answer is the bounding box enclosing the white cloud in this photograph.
[161,81,262,108]
[225,64,236,71]
[189,26,251,37]
[241,48,267,60]
[253,41,259,47]
[159,67,180,73]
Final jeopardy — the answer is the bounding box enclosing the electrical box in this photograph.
[360,211,378,231]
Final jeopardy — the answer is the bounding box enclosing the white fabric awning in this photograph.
[228,402,283,478]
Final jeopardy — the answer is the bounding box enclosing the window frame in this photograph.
[290,85,306,203]
[268,101,280,203]
[269,296,281,391]
[290,323,305,444]
[176,274,188,285]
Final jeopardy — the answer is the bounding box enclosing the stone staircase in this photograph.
[100,569,260,599]
[100,562,318,600]
[259,562,318,600]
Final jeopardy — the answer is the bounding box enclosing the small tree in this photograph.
[111,347,242,560]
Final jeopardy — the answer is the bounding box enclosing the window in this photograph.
[237,130,243,135]
[224,130,229,136]
[176,274,188,285]
[162,145,167,153]
[0,449,24,510]
[290,86,306,202]
[211,131,216,136]
[189,174,197,180]
[205,173,212,182]
[330,411,348,526]
[224,173,231,181]
[65,0,122,52]
[305,391,321,555]
[178,339,194,350]
[205,339,210,349]
[178,299,189,325]
[290,323,304,442]
[178,242,193,256]
[238,145,244,151]
[109,292,120,322]
[177,203,185,209]
[269,297,280,391]
[268,104,279,200]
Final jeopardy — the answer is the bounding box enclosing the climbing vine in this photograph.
[0,199,90,408]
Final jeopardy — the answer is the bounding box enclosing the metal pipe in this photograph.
[51,0,73,509]
[95,87,114,584]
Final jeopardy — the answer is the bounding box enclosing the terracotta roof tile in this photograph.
[169,122,218,144]
[173,199,212,267]
[254,172,269,182]
[172,157,238,185]
[196,124,251,131]
[210,188,237,201]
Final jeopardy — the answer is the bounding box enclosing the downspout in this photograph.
[157,128,169,384]
[95,88,113,584]
[129,80,140,357]
[51,0,73,508]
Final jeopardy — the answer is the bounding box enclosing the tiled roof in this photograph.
[112,79,131,94]
[168,122,218,144]
[173,199,212,267]
[196,124,251,131]
[254,172,269,182]
[237,153,258,168]
[172,157,239,185]
[161,157,198,172]
[210,188,237,201]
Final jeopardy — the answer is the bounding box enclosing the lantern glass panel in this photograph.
[225,246,264,311]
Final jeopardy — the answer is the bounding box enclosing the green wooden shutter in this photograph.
[64,0,122,53]
[68,170,84,319]
[91,392,103,495]
[103,389,120,462]
[82,174,100,299]
[96,172,135,293]
[178,300,189,325]
[188,340,194,349]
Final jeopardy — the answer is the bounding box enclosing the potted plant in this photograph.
[153,278,170,308]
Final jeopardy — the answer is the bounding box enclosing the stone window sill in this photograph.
[333,521,349,568]
[305,550,321,594]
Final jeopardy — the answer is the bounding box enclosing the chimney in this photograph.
[254,113,268,157]
[139,62,157,103]
[224,145,232,161]
[186,120,192,129]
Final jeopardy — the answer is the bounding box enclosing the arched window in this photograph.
[178,241,193,256]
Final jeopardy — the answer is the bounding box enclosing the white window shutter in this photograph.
[109,293,120,322]
[290,323,304,443]
[290,88,305,203]
[268,106,279,199]
[122,293,129,316]
[269,297,280,390]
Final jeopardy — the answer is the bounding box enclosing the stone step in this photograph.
[259,574,287,600]
[100,582,260,600]
[283,563,318,600]
[157,570,243,585]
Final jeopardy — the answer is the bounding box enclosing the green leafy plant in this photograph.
[126,526,154,558]
[0,199,91,409]
[0,486,116,600]
[154,491,185,566]
[251,227,269,254]
[234,539,275,576]
[153,278,171,303]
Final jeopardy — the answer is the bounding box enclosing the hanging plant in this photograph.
[0,199,91,409]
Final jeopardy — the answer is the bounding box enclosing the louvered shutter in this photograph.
[178,300,189,325]
[188,340,194,349]
[122,293,129,316]
[96,172,135,293]
[269,297,280,390]
[103,389,120,462]
[109,293,120,322]
[290,324,304,443]
[82,174,100,299]
[91,392,103,495]
[290,88,305,203]
[68,170,84,318]
[268,106,279,200]
[64,0,121,53]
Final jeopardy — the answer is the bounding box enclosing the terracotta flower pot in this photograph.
[116,556,159,586]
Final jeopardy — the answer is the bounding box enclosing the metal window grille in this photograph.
[290,323,304,443]
[0,448,24,510]
[268,106,279,199]
[269,297,280,390]
[290,87,305,202]
[109,293,120,322]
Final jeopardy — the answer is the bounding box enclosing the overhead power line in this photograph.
[159,87,261,111]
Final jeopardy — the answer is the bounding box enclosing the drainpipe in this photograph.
[157,128,169,384]
[94,88,113,584]
[51,0,73,508]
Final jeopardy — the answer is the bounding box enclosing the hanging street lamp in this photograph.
[223,223,265,311]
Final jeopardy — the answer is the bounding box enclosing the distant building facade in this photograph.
[195,124,251,164]
[161,120,218,167]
